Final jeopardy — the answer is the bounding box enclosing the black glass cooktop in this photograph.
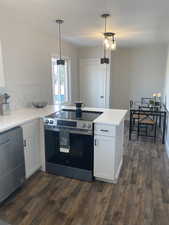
[48,110,102,121]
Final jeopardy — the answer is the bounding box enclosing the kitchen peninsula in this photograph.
[0,105,127,183]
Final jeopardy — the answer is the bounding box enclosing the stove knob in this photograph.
[82,123,86,128]
[45,119,49,124]
[50,120,54,124]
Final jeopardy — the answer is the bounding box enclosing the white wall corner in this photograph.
[165,138,169,158]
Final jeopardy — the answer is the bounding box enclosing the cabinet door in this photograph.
[22,119,41,178]
[94,135,115,181]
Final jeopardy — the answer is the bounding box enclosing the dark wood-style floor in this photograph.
[0,126,169,225]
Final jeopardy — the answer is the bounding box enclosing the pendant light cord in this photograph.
[104,43,106,58]
[104,16,107,33]
[104,16,107,58]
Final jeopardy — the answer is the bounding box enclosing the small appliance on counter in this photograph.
[74,101,85,118]
[44,108,102,181]
[0,93,10,116]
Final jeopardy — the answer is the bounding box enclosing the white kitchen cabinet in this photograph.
[0,41,5,87]
[22,119,41,178]
[94,120,124,183]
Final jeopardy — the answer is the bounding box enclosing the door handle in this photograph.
[100,129,109,132]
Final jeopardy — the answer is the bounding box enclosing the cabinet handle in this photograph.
[24,139,27,147]
[94,139,97,146]
[100,129,109,132]
[0,139,10,146]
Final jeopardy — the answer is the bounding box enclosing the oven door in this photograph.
[45,128,94,171]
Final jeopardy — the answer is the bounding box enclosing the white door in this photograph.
[22,119,41,178]
[80,58,107,108]
[94,135,115,180]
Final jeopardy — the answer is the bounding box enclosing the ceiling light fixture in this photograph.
[56,19,65,65]
[100,14,110,64]
[101,14,117,51]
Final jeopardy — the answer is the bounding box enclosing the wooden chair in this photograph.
[129,101,147,138]
[137,111,158,142]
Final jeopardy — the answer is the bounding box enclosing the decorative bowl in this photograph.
[32,101,48,108]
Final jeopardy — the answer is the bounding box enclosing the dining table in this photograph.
[129,102,167,144]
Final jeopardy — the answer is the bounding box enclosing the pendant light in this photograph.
[100,44,109,64]
[100,14,110,64]
[104,32,116,50]
[101,14,117,51]
[56,19,65,65]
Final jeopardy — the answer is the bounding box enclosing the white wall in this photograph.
[78,46,103,58]
[110,48,130,109]
[110,44,168,109]
[78,45,167,110]
[164,45,169,157]
[164,47,169,109]
[0,18,79,109]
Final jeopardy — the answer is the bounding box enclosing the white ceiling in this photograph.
[1,0,169,47]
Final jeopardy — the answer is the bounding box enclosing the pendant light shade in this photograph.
[100,14,117,64]
[56,19,65,65]
[100,14,110,64]
[104,32,116,50]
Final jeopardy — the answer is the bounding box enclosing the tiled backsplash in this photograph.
[0,87,7,94]
[0,84,53,110]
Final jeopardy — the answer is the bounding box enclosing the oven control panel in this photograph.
[76,121,93,130]
[44,117,93,131]
[44,118,57,128]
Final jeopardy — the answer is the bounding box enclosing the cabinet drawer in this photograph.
[94,124,116,137]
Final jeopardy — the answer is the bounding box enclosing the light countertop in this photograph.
[62,106,128,126]
[0,105,127,133]
[0,105,60,133]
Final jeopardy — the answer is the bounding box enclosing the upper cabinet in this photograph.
[0,40,5,87]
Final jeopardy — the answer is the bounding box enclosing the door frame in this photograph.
[79,57,110,108]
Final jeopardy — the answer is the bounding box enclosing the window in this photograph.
[52,57,70,105]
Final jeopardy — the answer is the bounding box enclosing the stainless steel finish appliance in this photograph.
[0,127,25,203]
[44,109,101,181]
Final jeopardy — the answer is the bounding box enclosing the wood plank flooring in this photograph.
[0,126,169,225]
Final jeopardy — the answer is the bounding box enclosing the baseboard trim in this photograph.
[95,177,117,184]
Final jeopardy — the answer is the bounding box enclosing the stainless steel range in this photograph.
[44,109,101,181]
[44,110,100,134]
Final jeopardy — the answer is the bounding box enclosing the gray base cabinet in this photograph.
[0,127,25,203]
